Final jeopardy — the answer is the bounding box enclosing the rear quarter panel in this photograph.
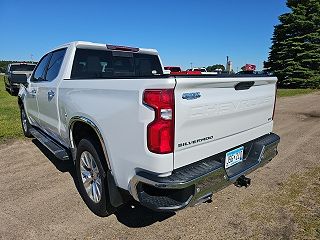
[58,77,176,190]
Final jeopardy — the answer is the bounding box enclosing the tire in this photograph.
[20,107,33,138]
[9,85,14,95]
[75,138,115,217]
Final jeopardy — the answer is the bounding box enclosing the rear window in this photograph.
[71,49,163,79]
[10,64,35,71]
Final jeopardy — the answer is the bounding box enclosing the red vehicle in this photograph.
[241,64,256,72]
[164,66,201,75]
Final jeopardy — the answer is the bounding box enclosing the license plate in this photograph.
[225,146,244,169]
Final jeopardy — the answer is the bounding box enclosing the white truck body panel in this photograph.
[58,78,176,189]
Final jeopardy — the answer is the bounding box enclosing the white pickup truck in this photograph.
[18,41,280,216]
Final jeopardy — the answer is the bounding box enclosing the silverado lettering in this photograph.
[178,136,214,148]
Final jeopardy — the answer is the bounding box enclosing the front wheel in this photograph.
[20,107,32,138]
[75,138,115,217]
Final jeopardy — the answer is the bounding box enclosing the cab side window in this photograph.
[45,49,66,81]
[32,54,51,81]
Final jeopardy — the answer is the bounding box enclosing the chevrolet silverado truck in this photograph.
[4,63,36,95]
[18,41,280,216]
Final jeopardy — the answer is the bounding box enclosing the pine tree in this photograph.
[266,0,320,88]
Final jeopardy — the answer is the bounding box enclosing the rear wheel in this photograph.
[9,85,14,95]
[75,138,115,217]
[20,107,32,137]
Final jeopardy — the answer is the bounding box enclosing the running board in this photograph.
[30,128,70,161]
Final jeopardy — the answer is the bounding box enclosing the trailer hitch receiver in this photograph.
[234,175,251,188]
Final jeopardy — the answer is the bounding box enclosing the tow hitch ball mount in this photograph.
[234,175,251,188]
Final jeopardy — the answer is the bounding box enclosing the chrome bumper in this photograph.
[129,133,280,211]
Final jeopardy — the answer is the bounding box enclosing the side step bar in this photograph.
[30,128,70,161]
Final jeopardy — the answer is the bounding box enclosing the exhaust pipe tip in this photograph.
[234,175,251,188]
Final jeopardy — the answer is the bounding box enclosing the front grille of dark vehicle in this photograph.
[10,74,27,83]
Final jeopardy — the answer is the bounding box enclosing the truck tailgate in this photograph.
[174,76,277,169]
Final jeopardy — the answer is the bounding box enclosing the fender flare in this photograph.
[68,116,111,170]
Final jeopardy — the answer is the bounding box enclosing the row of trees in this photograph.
[265,0,320,88]
[206,64,225,72]
[0,61,13,73]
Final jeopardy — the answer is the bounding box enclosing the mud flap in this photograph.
[107,171,124,208]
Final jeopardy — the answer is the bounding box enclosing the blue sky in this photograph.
[0,0,288,70]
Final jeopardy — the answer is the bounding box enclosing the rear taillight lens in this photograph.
[143,89,174,154]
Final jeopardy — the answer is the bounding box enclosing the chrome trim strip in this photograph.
[69,116,111,170]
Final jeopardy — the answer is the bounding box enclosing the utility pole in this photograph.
[30,54,34,63]
[190,62,193,69]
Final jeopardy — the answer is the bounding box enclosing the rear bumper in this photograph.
[129,133,280,211]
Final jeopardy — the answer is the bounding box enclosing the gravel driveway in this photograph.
[1,92,319,240]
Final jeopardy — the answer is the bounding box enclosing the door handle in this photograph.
[30,89,37,96]
[234,81,255,91]
[48,90,55,100]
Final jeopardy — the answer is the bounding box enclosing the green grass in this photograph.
[277,88,319,97]
[244,166,320,239]
[0,76,23,142]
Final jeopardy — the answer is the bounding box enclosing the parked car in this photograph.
[165,66,202,75]
[18,41,280,216]
[187,67,217,75]
[4,63,36,95]
[164,66,182,72]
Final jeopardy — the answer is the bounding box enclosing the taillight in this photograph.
[143,89,174,154]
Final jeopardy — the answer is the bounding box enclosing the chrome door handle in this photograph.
[30,89,37,96]
[48,90,55,99]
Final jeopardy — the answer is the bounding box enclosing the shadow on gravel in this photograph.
[32,139,175,227]
[32,139,75,175]
[297,111,320,121]
[114,202,175,228]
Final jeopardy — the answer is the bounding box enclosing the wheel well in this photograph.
[71,121,101,148]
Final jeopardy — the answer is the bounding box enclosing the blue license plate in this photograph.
[225,146,244,169]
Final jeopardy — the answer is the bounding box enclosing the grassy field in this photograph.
[277,88,319,97]
[0,76,23,142]
[243,166,320,239]
[0,76,318,143]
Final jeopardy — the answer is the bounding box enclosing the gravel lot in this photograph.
[0,92,319,240]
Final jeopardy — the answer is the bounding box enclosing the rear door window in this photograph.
[71,48,163,79]
[45,48,66,81]
[32,54,52,81]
